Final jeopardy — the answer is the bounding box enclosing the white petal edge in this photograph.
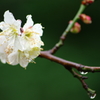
[32,24,43,36]
[4,10,16,24]
[8,50,19,65]
[23,15,34,30]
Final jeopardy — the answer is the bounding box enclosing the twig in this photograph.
[49,4,86,54]
[68,68,96,98]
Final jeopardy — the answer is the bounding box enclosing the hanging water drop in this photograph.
[80,71,88,75]
[90,94,96,99]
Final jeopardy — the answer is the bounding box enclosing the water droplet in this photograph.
[90,94,96,99]
[80,71,88,75]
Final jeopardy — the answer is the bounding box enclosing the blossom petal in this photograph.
[23,15,34,30]
[19,52,29,68]
[0,36,7,63]
[8,35,24,51]
[8,50,19,65]
[4,10,16,24]
[0,53,7,63]
[32,24,43,36]
[29,47,40,59]
[0,22,9,30]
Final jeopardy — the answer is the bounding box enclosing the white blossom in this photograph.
[0,10,44,68]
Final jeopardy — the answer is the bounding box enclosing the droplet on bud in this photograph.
[80,71,88,75]
[90,93,96,99]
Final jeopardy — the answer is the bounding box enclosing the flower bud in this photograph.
[80,14,92,24]
[69,21,81,34]
[82,0,94,5]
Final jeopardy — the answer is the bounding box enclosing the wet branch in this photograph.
[68,68,96,98]
[40,50,97,98]
[40,51,100,72]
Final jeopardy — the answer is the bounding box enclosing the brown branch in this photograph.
[40,51,97,98]
[69,69,88,92]
[40,51,100,72]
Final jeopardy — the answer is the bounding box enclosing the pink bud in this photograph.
[82,0,94,5]
[69,21,81,34]
[80,14,92,24]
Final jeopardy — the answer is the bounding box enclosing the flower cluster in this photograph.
[0,10,44,68]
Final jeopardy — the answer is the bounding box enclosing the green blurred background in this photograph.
[0,0,100,100]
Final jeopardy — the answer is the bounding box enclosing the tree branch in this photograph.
[40,50,97,98]
[40,51,100,72]
[39,0,98,99]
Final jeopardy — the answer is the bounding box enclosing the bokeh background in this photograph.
[0,0,100,100]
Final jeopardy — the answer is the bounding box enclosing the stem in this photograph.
[50,4,86,54]
[63,4,86,36]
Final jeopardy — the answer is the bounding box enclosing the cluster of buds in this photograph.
[80,14,92,24]
[70,13,92,33]
[82,0,94,5]
[69,21,81,34]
